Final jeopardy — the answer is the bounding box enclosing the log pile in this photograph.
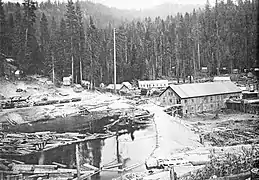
[0,158,94,180]
[0,132,113,157]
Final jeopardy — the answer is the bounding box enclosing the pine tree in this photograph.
[65,0,77,84]
[0,0,7,54]
[21,0,37,73]
[40,12,50,74]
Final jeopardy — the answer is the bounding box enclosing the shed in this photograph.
[63,76,71,86]
[159,82,242,115]
[201,67,208,73]
[106,84,123,90]
[81,80,90,89]
[106,84,130,93]
[122,82,132,89]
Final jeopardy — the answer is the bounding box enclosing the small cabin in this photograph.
[106,84,130,93]
[63,76,72,86]
[81,80,90,89]
[122,82,132,89]
[201,67,208,73]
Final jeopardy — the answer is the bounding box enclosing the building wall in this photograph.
[120,86,129,93]
[159,88,181,106]
[181,93,241,114]
[138,81,168,89]
[160,88,241,114]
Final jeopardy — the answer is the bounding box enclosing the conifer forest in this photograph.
[0,0,258,85]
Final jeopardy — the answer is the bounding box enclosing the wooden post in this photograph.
[0,172,3,180]
[75,143,80,179]
[170,166,175,180]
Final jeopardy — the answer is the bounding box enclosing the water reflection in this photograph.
[7,125,155,180]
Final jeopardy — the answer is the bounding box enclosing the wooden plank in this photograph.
[11,160,25,164]
[52,162,67,168]
[82,164,99,171]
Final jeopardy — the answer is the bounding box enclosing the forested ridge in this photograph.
[0,0,258,86]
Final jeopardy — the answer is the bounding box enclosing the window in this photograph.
[210,97,213,102]
[192,99,194,103]
[185,99,187,103]
[169,99,172,103]
[211,104,213,108]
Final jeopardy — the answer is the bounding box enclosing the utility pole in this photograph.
[71,36,74,85]
[114,28,116,93]
[52,54,55,86]
[175,20,180,84]
[215,0,220,75]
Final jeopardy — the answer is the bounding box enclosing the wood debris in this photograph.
[0,132,113,157]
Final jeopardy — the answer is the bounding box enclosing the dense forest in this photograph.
[0,0,258,86]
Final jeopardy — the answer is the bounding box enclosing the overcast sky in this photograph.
[3,0,219,9]
[93,0,216,9]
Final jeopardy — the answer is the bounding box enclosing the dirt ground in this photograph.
[0,76,119,123]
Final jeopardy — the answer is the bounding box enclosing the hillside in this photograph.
[34,1,203,28]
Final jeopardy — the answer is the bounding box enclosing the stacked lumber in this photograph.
[0,132,113,156]
[0,158,94,180]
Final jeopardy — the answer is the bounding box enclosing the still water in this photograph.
[19,125,156,180]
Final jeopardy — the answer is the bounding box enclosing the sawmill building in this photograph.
[159,82,242,115]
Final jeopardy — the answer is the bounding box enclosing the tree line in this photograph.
[0,0,258,86]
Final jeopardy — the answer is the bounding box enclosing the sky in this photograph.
[93,0,216,9]
[3,0,218,9]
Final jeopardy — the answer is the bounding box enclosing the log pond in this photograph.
[9,124,156,180]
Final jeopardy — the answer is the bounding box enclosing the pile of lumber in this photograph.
[0,158,94,180]
[0,132,113,156]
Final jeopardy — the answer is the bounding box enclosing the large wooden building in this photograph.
[138,80,168,89]
[159,82,242,115]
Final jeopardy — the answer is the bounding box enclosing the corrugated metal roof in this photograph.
[170,82,241,99]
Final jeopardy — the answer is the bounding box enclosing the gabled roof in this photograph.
[122,82,132,88]
[106,84,128,90]
[160,82,241,99]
